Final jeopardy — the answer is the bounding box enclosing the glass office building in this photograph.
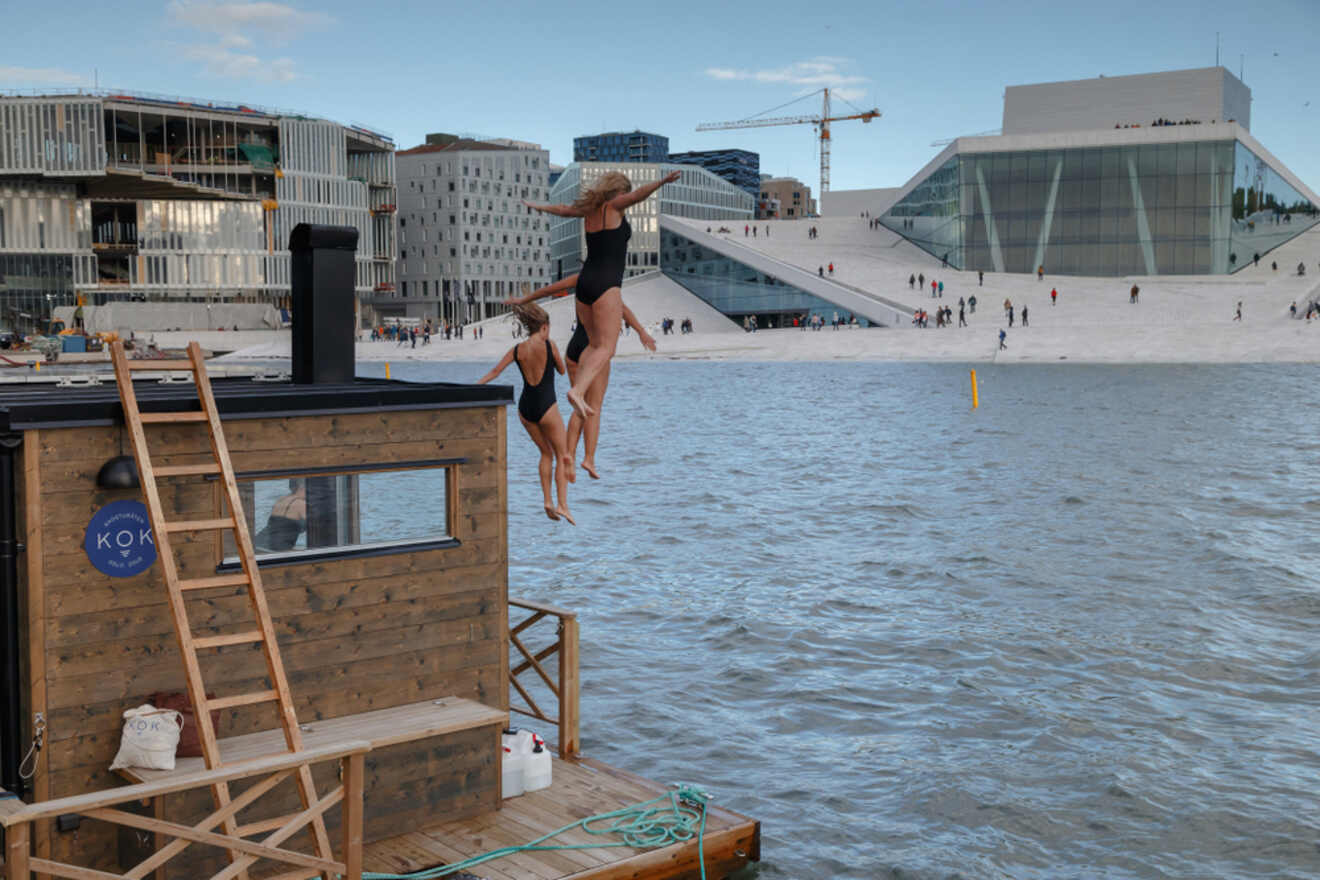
[660,228,870,328]
[882,131,1318,276]
[667,150,760,197]
[572,131,668,164]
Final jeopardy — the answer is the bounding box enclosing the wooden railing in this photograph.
[1,740,369,880]
[508,599,579,759]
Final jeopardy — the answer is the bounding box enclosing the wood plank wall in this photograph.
[19,404,509,872]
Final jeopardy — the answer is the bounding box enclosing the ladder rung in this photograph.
[193,630,264,649]
[139,411,208,423]
[127,359,196,371]
[178,573,251,592]
[166,518,233,533]
[234,813,303,838]
[155,463,222,477]
[206,690,279,710]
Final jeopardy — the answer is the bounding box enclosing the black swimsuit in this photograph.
[566,323,589,363]
[514,340,557,423]
[576,205,630,306]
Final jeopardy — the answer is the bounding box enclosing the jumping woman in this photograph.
[476,303,574,524]
[506,275,656,478]
[524,168,680,419]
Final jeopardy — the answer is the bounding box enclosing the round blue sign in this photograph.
[84,500,157,578]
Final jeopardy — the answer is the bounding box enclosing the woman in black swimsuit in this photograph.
[505,274,655,479]
[524,168,680,420]
[477,303,574,524]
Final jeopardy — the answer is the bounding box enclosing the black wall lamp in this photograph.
[96,455,140,489]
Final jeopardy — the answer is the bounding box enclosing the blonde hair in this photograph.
[572,171,632,215]
[511,302,549,335]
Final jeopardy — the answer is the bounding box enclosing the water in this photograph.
[364,360,1320,879]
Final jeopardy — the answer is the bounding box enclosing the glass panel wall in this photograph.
[881,139,1318,276]
[1228,141,1320,270]
[661,229,871,327]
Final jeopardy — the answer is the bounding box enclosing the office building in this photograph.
[573,131,668,164]
[395,135,551,322]
[0,90,396,329]
[667,149,760,197]
[881,67,1318,276]
[547,162,754,280]
[758,176,816,219]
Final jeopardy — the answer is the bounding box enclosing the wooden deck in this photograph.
[364,756,760,880]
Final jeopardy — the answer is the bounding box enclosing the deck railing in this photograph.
[508,599,579,758]
[0,741,368,880]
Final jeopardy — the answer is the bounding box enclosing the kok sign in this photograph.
[84,500,157,577]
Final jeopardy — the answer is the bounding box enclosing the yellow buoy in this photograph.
[970,369,979,409]
[385,362,391,380]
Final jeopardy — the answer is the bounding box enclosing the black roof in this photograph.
[0,377,512,431]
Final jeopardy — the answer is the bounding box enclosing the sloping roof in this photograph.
[398,139,515,155]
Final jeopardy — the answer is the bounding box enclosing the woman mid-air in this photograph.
[476,303,574,524]
[524,168,680,420]
[506,274,656,479]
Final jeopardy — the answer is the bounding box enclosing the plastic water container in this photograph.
[523,738,552,792]
[501,728,533,798]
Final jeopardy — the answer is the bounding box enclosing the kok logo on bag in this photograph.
[84,499,157,577]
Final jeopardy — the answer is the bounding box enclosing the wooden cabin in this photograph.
[0,370,760,879]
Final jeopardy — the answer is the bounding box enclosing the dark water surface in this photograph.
[365,360,1320,880]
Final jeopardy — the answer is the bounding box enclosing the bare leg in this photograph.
[520,415,559,520]
[580,359,610,479]
[567,290,621,419]
[536,406,575,525]
[565,356,584,472]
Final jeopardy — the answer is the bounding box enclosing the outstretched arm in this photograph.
[505,274,579,307]
[549,340,567,375]
[621,303,656,352]
[523,200,583,217]
[475,348,516,384]
[610,170,681,210]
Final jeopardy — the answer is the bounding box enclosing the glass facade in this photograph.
[667,150,761,197]
[882,139,1318,276]
[573,131,668,164]
[661,228,871,328]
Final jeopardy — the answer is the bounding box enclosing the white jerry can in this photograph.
[523,734,552,793]
[501,729,530,798]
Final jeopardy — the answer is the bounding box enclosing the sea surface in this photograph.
[364,360,1320,880]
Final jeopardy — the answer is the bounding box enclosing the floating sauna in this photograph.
[0,227,760,880]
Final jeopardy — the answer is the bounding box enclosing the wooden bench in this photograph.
[115,696,506,785]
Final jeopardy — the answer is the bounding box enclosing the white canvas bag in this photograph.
[109,704,184,771]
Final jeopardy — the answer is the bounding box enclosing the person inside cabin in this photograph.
[256,479,306,552]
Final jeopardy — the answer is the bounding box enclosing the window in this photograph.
[221,463,460,567]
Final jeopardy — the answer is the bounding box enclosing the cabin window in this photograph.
[217,461,460,568]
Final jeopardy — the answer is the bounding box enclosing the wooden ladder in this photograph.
[109,341,334,879]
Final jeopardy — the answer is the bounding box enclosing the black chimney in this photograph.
[289,223,358,385]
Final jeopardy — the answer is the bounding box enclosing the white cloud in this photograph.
[703,57,869,91]
[167,1,331,81]
[0,65,88,86]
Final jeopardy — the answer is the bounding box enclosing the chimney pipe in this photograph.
[288,223,358,385]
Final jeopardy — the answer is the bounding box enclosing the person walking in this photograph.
[1051,287,1058,305]
[744,224,749,237]
[931,280,938,298]
[1037,264,1044,281]
[829,263,835,276]
[909,274,916,289]
[978,270,984,287]
[937,280,944,298]
[1234,301,1242,321]
[958,304,967,327]
[969,294,977,314]
[1129,284,1139,304]
[819,266,824,277]
[1008,305,1015,328]
[1021,305,1029,327]
[918,272,925,290]
[999,328,1007,350]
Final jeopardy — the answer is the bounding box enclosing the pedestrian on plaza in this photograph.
[978,270,984,287]
[938,280,944,298]
[999,328,1007,350]
[1290,301,1298,318]
[1021,305,1028,327]
[819,266,824,277]
[958,304,967,327]
[753,226,757,238]
[829,263,835,275]
[1008,305,1015,328]
[931,280,937,298]
[909,274,916,289]
[1037,264,1044,281]
[969,294,977,313]
[918,272,925,290]
[1129,284,1139,304]
[744,225,749,237]
[1051,287,1058,305]
[1234,301,1243,321]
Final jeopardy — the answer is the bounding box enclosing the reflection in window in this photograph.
[224,467,453,563]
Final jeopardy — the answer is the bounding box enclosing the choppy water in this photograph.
[365,360,1320,880]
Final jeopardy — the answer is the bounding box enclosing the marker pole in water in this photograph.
[385,362,391,380]
[970,369,978,409]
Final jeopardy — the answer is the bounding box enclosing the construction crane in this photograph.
[696,88,880,195]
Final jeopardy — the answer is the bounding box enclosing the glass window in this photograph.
[222,465,456,565]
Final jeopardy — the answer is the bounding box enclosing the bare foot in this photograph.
[561,454,576,484]
[544,505,560,521]
[556,505,576,526]
[581,459,600,480]
[565,388,595,419]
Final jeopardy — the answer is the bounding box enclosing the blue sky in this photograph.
[3,0,1318,192]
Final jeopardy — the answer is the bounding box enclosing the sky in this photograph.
[3,0,1319,193]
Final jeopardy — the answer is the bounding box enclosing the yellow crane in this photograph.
[696,87,881,196]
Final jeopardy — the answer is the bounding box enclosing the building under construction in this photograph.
[0,91,398,331]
